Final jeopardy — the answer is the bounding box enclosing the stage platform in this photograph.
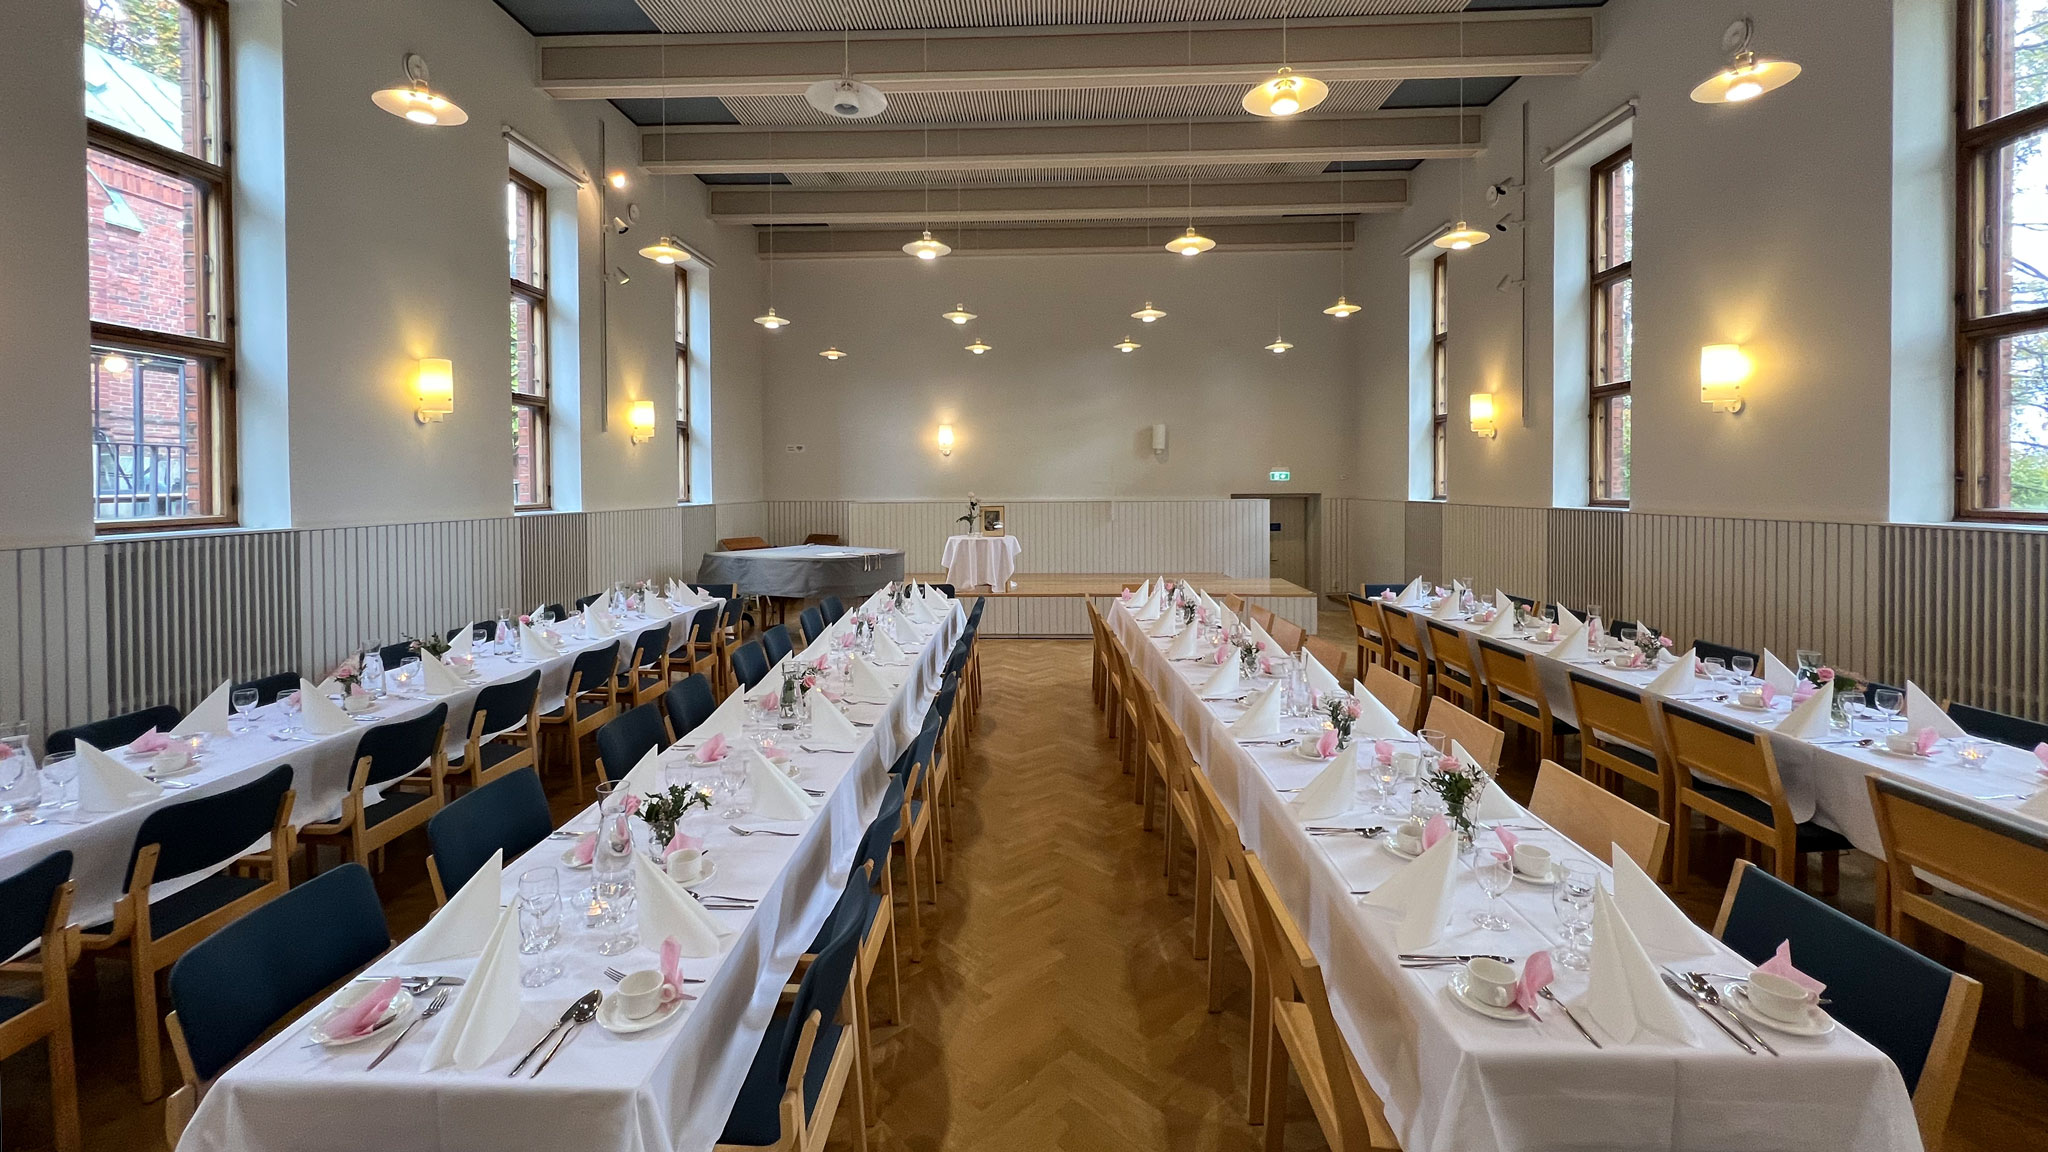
[906,572,1318,638]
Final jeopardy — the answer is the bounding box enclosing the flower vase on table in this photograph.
[1425,757,1490,849]
[591,781,638,955]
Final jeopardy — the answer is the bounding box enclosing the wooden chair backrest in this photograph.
[1476,640,1542,704]
[1868,774,2048,931]
[1422,697,1505,773]
[1378,603,1423,657]
[1268,615,1306,655]
[718,536,770,551]
[803,533,845,546]
[1248,604,1276,631]
[1348,596,1387,643]
[1186,762,1248,887]
[1363,665,1423,731]
[1659,705,1787,816]
[1567,672,1660,751]
[1221,593,1246,613]
[1301,635,1348,685]
[1424,619,1478,679]
[1529,760,1670,874]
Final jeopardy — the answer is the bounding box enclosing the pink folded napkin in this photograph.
[1515,950,1554,1015]
[697,733,729,762]
[130,728,172,754]
[1380,590,1395,601]
[664,830,704,858]
[1316,729,1339,758]
[328,977,403,1039]
[1757,940,1826,995]
[1493,826,1519,862]
[1258,657,1273,675]
[1119,589,1134,601]
[622,794,641,815]
[1422,814,1450,851]
[1915,727,1940,756]
[1792,683,1816,703]
[756,693,779,714]
[1374,740,1394,767]
[1760,683,1778,706]
[2035,742,2048,770]
[658,937,696,1004]
[573,833,596,866]
[1211,645,1230,666]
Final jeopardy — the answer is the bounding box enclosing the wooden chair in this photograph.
[1111,636,1149,782]
[299,707,447,876]
[426,768,553,907]
[0,853,80,1152]
[1528,760,1670,875]
[1376,603,1431,695]
[1869,773,2048,1031]
[803,533,846,546]
[617,623,674,708]
[1242,854,1402,1151]
[1248,603,1277,633]
[1268,615,1306,655]
[1145,694,1202,898]
[1301,634,1349,687]
[1363,664,1423,731]
[1346,593,1390,675]
[719,536,772,551]
[1422,618,1483,713]
[538,642,621,799]
[1185,766,1269,1123]
[1477,638,1574,764]
[446,670,541,795]
[1656,704,1852,890]
[1086,600,1111,713]
[1566,671,1673,836]
[1422,697,1505,774]
[674,608,725,692]
[1221,593,1246,615]
[890,712,945,962]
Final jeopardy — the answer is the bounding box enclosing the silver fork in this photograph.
[727,824,801,837]
[604,966,703,984]
[366,989,449,1069]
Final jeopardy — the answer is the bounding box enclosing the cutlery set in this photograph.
[511,991,603,1077]
[1307,826,1385,839]
[1657,970,1776,1055]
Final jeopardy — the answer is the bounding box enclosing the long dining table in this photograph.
[1112,600,1922,1152]
[177,589,961,1152]
[1398,598,2048,855]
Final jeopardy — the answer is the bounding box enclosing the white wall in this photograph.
[758,248,1362,502]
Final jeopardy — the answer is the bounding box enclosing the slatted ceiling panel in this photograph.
[1546,506,1623,620]
[103,533,299,715]
[636,0,1465,34]
[764,500,852,545]
[294,518,522,679]
[519,510,590,612]
[0,545,105,742]
[1402,500,1443,584]
[784,162,1329,187]
[723,80,1402,128]
[1440,503,1546,600]
[1884,524,2048,720]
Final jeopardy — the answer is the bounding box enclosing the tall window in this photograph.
[1962,0,2048,517]
[508,172,549,509]
[1431,253,1449,500]
[1591,147,1634,504]
[675,267,693,503]
[85,0,234,527]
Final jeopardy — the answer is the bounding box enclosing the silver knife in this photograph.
[1659,971,1755,1054]
[1681,971,1779,1057]
[510,998,584,1076]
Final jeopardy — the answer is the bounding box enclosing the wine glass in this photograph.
[517,868,564,986]
[1471,850,1515,931]
[719,756,749,818]
[1552,862,1598,969]
[38,751,78,816]
[277,690,302,735]
[1703,657,1728,681]
[1795,649,1824,678]
[231,688,260,734]
[1375,748,1410,815]
[1731,655,1755,683]
[1873,687,1904,733]
[1418,728,1448,757]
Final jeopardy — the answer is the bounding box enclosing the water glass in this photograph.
[1418,728,1448,758]
[1376,751,1412,815]
[719,755,751,818]
[277,690,302,735]
[517,868,564,986]
[1470,851,1515,931]
[1795,649,1824,677]
[1552,862,1598,969]
[1702,657,1727,681]
[231,687,260,733]
[591,781,639,956]
[39,751,76,812]
[362,650,387,698]
[0,732,40,818]
[1731,655,1756,683]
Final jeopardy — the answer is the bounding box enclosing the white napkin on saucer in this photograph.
[1647,649,1702,695]
[743,747,816,821]
[1200,658,1242,699]
[1579,886,1696,1046]
[1550,625,1592,662]
[1554,605,1583,632]
[1349,679,1409,741]
[422,903,523,1071]
[1149,611,1182,639]
[419,652,467,697]
[806,691,863,751]
[1481,608,1518,638]
[1228,685,1285,740]
[848,656,894,704]
[1361,832,1458,950]
[1763,651,1798,695]
[1293,743,1361,820]
[519,623,561,660]
[1472,776,1525,822]
[1609,843,1706,955]
[1906,682,1966,738]
[172,680,233,738]
[73,740,164,812]
[1166,626,1203,661]
[447,627,473,661]
[1302,649,1342,698]
[299,678,356,735]
[634,851,729,958]
[869,627,908,666]
[1396,576,1427,606]
[617,745,665,796]
[1777,682,1836,739]
[393,850,502,963]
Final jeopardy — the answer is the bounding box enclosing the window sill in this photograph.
[93,522,262,543]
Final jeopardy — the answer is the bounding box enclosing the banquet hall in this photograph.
[2,0,2046,1148]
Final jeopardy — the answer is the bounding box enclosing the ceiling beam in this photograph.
[709,176,1405,224]
[758,219,1356,257]
[643,112,1479,174]
[537,11,1596,100]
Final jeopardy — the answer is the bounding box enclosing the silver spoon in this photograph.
[531,992,601,1077]
[727,824,801,837]
[511,991,600,1076]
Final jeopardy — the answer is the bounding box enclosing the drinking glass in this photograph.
[1703,657,1727,681]
[397,657,423,696]
[719,755,749,818]
[1418,728,1448,757]
[231,688,260,734]
[1552,862,1598,969]
[1470,850,1515,931]
[1873,687,1904,733]
[362,650,387,698]
[1795,649,1824,677]
[0,730,39,818]
[277,690,302,735]
[1375,750,1411,815]
[1731,655,1755,683]
[517,868,564,986]
[39,751,76,812]
[591,782,639,956]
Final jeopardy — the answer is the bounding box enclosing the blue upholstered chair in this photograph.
[46,703,183,756]
[730,640,770,693]
[618,623,673,708]
[1692,638,1760,672]
[0,851,79,1152]
[448,670,541,794]
[426,767,553,906]
[798,606,827,649]
[761,624,794,666]
[819,596,846,625]
[595,702,668,785]
[1946,700,2048,750]
[298,704,449,874]
[663,674,718,743]
[231,671,299,707]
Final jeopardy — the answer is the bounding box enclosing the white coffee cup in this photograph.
[1745,971,1816,1023]
[1465,957,1518,1008]
[152,748,192,774]
[666,848,706,884]
[1395,821,1425,855]
[1738,689,1767,708]
[1511,843,1551,880]
[1884,732,1919,755]
[616,969,664,1020]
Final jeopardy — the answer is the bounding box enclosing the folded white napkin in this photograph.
[1249,620,1279,654]
[172,680,233,738]
[519,623,561,660]
[1579,886,1696,1046]
[1554,605,1583,632]
[1472,776,1525,822]
[1361,831,1458,950]
[633,850,729,958]
[683,687,748,745]
[1166,626,1203,661]
[922,584,946,608]
[299,678,357,735]
[1431,591,1463,620]
[666,578,687,603]
[1217,605,1240,630]
[314,676,342,698]
[617,745,665,797]
[1135,599,1163,624]
[1396,576,1427,606]
[1292,743,1361,820]
[1200,658,1242,699]
[1349,679,1409,741]
[1550,624,1592,662]
[73,740,164,812]
[1495,591,1515,615]
[806,690,863,750]
[1228,684,1285,740]
[869,626,908,666]
[848,656,894,704]
[746,671,784,703]
[393,850,502,963]
[1647,648,1702,695]
[1149,611,1182,639]
[1777,682,1836,739]
[1302,649,1342,698]
[422,903,524,1071]
[906,595,934,627]
[1906,682,1965,738]
[447,626,473,661]
[1609,843,1705,955]
[1763,650,1797,695]
[584,603,617,637]
[1480,608,1518,638]
[743,748,815,821]
[1130,579,1151,608]
[419,652,467,697]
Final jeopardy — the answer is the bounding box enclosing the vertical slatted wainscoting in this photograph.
[1547,508,1626,619]
[0,545,108,739]
[1403,502,1444,585]
[1322,498,1409,594]
[296,519,521,679]
[763,501,850,546]
[103,532,299,716]
[519,512,589,615]
[1882,524,2048,721]
[585,506,700,590]
[1110,500,1268,578]
[1441,504,1548,598]
[846,501,961,570]
[1624,515,1883,682]
[714,502,766,546]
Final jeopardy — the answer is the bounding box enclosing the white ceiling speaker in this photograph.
[805,78,888,119]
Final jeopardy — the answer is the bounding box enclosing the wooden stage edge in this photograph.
[905,572,1316,600]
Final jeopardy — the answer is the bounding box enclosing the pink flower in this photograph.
[518,614,533,625]
[1374,740,1394,767]
[0,745,12,762]
[1816,667,1835,683]
[332,659,359,678]
[1344,699,1363,719]
[622,794,641,815]
[1658,635,1673,648]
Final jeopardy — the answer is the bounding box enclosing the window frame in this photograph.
[1589,145,1633,507]
[1431,252,1449,500]
[87,0,238,532]
[1958,0,2048,520]
[675,266,693,504]
[508,169,551,511]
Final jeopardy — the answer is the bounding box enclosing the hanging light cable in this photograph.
[639,39,690,264]
[1434,15,1489,252]
[1326,162,1360,316]
[904,38,951,260]
[1265,304,1292,354]
[754,136,790,329]
[1166,34,1215,256]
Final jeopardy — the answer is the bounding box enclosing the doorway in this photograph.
[1266,496,1308,587]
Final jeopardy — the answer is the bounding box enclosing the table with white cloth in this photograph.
[1405,603,2048,856]
[1111,601,1921,1152]
[697,544,904,600]
[939,533,1021,590]
[178,593,964,1152]
[0,601,717,930]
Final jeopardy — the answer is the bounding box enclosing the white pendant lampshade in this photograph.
[371,55,467,126]
[1323,295,1361,318]
[1115,336,1140,353]
[1242,67,1328,118]
[903,231,952,260]
[965,337,992,355]
[1132,302,1167,323]
[1433,221,1491,251]
[1165,227,1215,256]
[819,346,847,360]
[637,235,690,265]
[754,307,790,330]
[943,303,976,324]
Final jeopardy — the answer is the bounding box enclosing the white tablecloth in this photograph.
[940,534,1021,590]
[1112,601,1920,1152]
[1,601,717,929]
[179,593,963,1152]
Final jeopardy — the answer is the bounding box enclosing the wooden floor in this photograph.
[14,623,2048,1149]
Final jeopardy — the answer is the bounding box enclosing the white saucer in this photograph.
[1382,838,1423,861]
[1728,700,1776,712]
[1872,746,1928,760]
[1512,862,1558,886]
[1294,742,1338,762]
[308,984,415,1046]
[1720,981,1835,1036]
[1445,972,1526,1022]
[561,843,593,870]
[597,990,688,1034]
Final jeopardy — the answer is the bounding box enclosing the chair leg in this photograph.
[880,918,903,1025]
[1191,860,1213,961]
[1161,797,1178,893]
[853,976,878,1128]
[1253,1008,1280,1134]
[133,957,163,1101]
[1672,804,1692,890]
[900,849,924,963]
[1820,850,1840,897]
[49,1006,81,1152]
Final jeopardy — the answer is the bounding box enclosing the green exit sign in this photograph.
[1269,470,1291,482]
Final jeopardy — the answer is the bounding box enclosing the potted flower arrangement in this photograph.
[1628,627,1674,669]
[1424,755,1490,845]
[636,782,715,854]
[1324,693,1363,750]
[401,631,451,660]
[1232,630,1262,676]
[332,658,375,713]
[1798,664,1862,728]
[956,493,981,537]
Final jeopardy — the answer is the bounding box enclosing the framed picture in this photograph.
[979,505,1006,536]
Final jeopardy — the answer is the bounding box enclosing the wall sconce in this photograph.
[1151,423,1168,457]
[415,357,454,423]
[1700,343,1751,413]
[628,399,657,443]
[1468,392,1498,439]
[937,424,955,456]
